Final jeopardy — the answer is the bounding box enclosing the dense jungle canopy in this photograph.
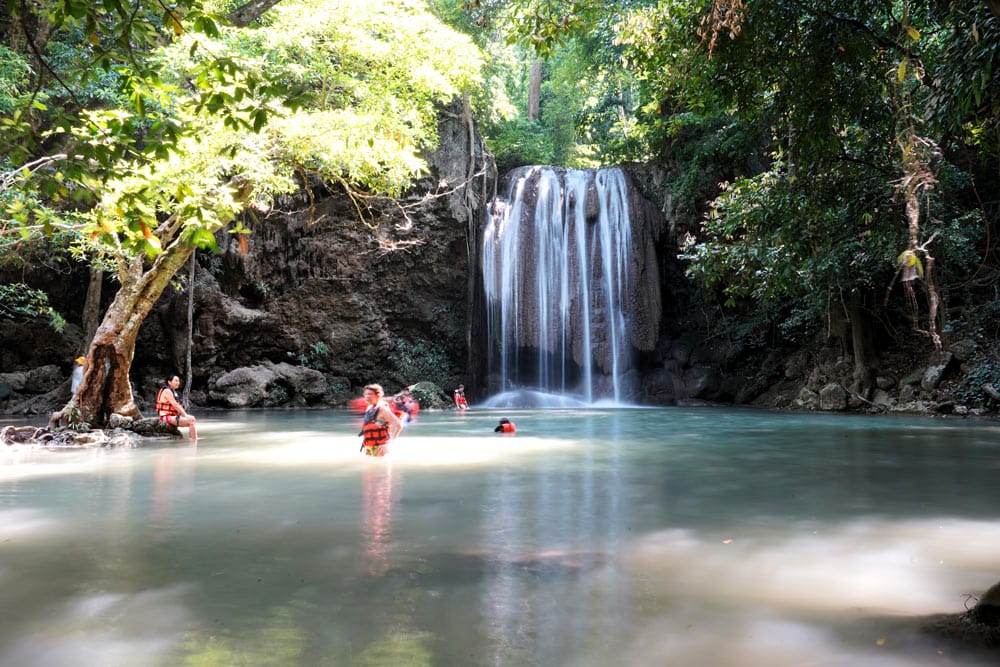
[1,0,999,423]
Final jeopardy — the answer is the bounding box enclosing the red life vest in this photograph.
[501,422,516,434]
[156,387,180,417]
[361,405,390,449]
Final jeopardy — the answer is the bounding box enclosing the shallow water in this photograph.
[2,407,999,666]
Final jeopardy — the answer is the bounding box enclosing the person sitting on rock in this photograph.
[156,374,198,440]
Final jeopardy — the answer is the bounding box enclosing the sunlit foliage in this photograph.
[2,0,486,268]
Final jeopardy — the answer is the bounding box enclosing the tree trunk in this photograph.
[527,59,542,122]
[847,290,877,394]
[74,241,196,426]
[80,266,103,353]
[986,0,1000,21]
[182,252,195,408]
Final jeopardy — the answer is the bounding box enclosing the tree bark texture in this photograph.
[228,0,285,27]
[182,252,195,408]
[75,242,196,426]
[847,291,877,392]
[527,59,542,122]
[986,0,1000,21]
[80,267,103,353]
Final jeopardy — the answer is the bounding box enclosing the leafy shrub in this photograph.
[389,338,457,389]
[484,116,556,173]
[949,301,1000,407]
[292,341,330,370]
[0,283,66,331]
[954,361,1000,408]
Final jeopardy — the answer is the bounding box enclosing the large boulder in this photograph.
[208,361,327,408]
[919,580,1000,651]
[921,352,955,391]
[819,383,848,411]
[949,339,977,363]
[0,371,28,393]
[25,365,63,393]
[682,364,721,399]
[640,367,678,405]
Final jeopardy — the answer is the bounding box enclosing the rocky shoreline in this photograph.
[1,415,182,448]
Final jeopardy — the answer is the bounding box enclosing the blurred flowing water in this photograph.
[2,408,1000,666]
[481,166,640,402]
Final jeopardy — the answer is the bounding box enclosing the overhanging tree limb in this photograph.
[228,0,286,27]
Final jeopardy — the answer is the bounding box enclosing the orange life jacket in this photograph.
[361,405,390,449]
[156,386,180,417]
[500,422,516,434]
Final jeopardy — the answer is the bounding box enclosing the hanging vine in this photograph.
[887,10,943,350]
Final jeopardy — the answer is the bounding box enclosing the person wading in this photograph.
[359,384,401,457]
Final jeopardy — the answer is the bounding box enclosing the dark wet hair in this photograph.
[499,417,510,424]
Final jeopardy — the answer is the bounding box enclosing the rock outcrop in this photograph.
[127,103,495,406]
[208,361,327,408]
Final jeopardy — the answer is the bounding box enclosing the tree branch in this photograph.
[985,0,1000,22]
[228,0,286,27]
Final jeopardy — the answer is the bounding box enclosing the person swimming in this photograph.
[494,417,515,434]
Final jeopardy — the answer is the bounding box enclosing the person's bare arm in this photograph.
[166,391,189,417]
[380,405,402,439]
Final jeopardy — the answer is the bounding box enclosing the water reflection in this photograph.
[361,462,398,577]
[0,408,999,666]
[149,443,197,540]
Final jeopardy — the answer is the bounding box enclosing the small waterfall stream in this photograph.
[481,166,637,403]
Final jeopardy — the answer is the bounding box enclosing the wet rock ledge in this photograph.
[2,415,182,448]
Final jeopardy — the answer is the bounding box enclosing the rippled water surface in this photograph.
[2,407,1000,666]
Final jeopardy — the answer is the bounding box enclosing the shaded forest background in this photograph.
[1,0,999,421]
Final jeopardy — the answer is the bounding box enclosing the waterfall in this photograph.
[481,166,637,404]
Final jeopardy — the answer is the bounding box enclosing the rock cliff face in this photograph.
[127,104,495,407]
[1,110,994,417]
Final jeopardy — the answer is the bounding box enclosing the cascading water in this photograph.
[481,166,639,404]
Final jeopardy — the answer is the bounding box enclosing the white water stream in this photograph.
[482,167,634,402]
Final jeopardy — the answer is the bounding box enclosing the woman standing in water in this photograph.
[359,384,401,457]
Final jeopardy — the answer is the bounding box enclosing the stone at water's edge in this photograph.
[208,362,327,408]
[2,416,183,448]
[972,581,1000,626]
[914,580,1000,652]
